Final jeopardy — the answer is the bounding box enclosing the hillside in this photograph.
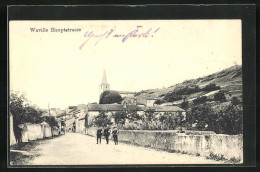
[135,65,242,106]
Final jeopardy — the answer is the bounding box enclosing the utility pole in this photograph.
[48,103,51,116]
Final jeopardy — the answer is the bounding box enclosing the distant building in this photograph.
[86,103,186,126]
[118,91,135,98]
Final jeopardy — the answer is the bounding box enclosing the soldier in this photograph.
[112,127,118,145]
[104,126,111,144]
[96,127,103,144]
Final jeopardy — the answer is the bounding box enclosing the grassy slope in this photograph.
[135,65,242,104]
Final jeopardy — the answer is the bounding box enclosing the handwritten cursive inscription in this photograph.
[79,26,160,50]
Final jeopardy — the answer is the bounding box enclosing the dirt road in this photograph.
[23,133,221,165]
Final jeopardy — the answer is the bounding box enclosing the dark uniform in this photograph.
[96,128,102,144]
[112,129,118,145]
[104,128,110,144]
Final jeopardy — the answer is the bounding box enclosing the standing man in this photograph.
[112,127,118,145]
[104,126,111,144]
[96,127,103,144]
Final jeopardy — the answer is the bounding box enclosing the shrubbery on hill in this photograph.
[163,92,182,102]
[162,83,221,103]
[186,102,242,135]
[180,101,189,110]
[154,99,167,105]
[193,96,208,105]
[214,91,227,102]
[201,83,221,92]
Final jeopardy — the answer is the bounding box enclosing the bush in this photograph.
[193,96,208,105]
[163,92,182,102]
[201,83,221,92]
[187,104,214,130]
[10,91,43,143]
[174,85,200,95]
[214,91,226,102]
[154,99,166,105]
[231,97,241,106]
[180,101,189,109]
[187,102,243,135]
[93,111,112,127]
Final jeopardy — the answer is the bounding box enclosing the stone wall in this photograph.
[86,127,243,161]
[19,123,59,143]
[9,113,17,146]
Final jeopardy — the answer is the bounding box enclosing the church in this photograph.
[84,70,186,126]
[99,70,135,100]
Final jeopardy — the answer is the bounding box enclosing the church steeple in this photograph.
[102,70,107,84]
[99,69,110,96]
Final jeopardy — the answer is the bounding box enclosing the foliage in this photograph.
[193,96,208,105]
[126,110,142,122]
[42,116,59,128]
[163,92,182,102]
[174,85,200,95]
[218,104,243,135]
[214,91,227,102]
[10,91,43,141]
[99,90,123,104]
[93,111,112,127]
[187,103,243,134]
[231,96,241,106]
[154,99,166,105]
[187,104,213,130]
[10,91,43,124]
[112,111,127,127]
[201,83,221,92]
[163,84,221,103]
[180,101,189,110]
[158,112,184,130]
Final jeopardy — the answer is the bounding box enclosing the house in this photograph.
[118,91,135,98]
[86,103,186,126]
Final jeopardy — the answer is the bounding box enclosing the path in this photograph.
[26,133,221,165]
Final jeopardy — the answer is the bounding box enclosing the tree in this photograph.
[93,111,112,127]
[214,91,226,102]
[127,110,142,122]
[42,116,59,138]
[10,91,43,142]
[220,104,243,134]
[112,111,127,128]
[193,96,208,105]
[187,104,214,130]
[181,101,189,110]
[99,90,123,104]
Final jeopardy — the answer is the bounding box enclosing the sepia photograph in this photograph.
[9,19,243,166]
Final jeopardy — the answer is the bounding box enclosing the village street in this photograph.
[20,132,222,165]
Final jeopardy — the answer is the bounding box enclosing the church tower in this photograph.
[99,70,110,96]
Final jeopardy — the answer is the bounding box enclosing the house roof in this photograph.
[118,91,135,94]
[87,104,185,112]
[88,104,124,111]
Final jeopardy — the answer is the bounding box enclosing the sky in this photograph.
[9,20,242,109]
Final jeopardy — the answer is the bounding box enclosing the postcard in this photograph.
[9,19,243,166]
